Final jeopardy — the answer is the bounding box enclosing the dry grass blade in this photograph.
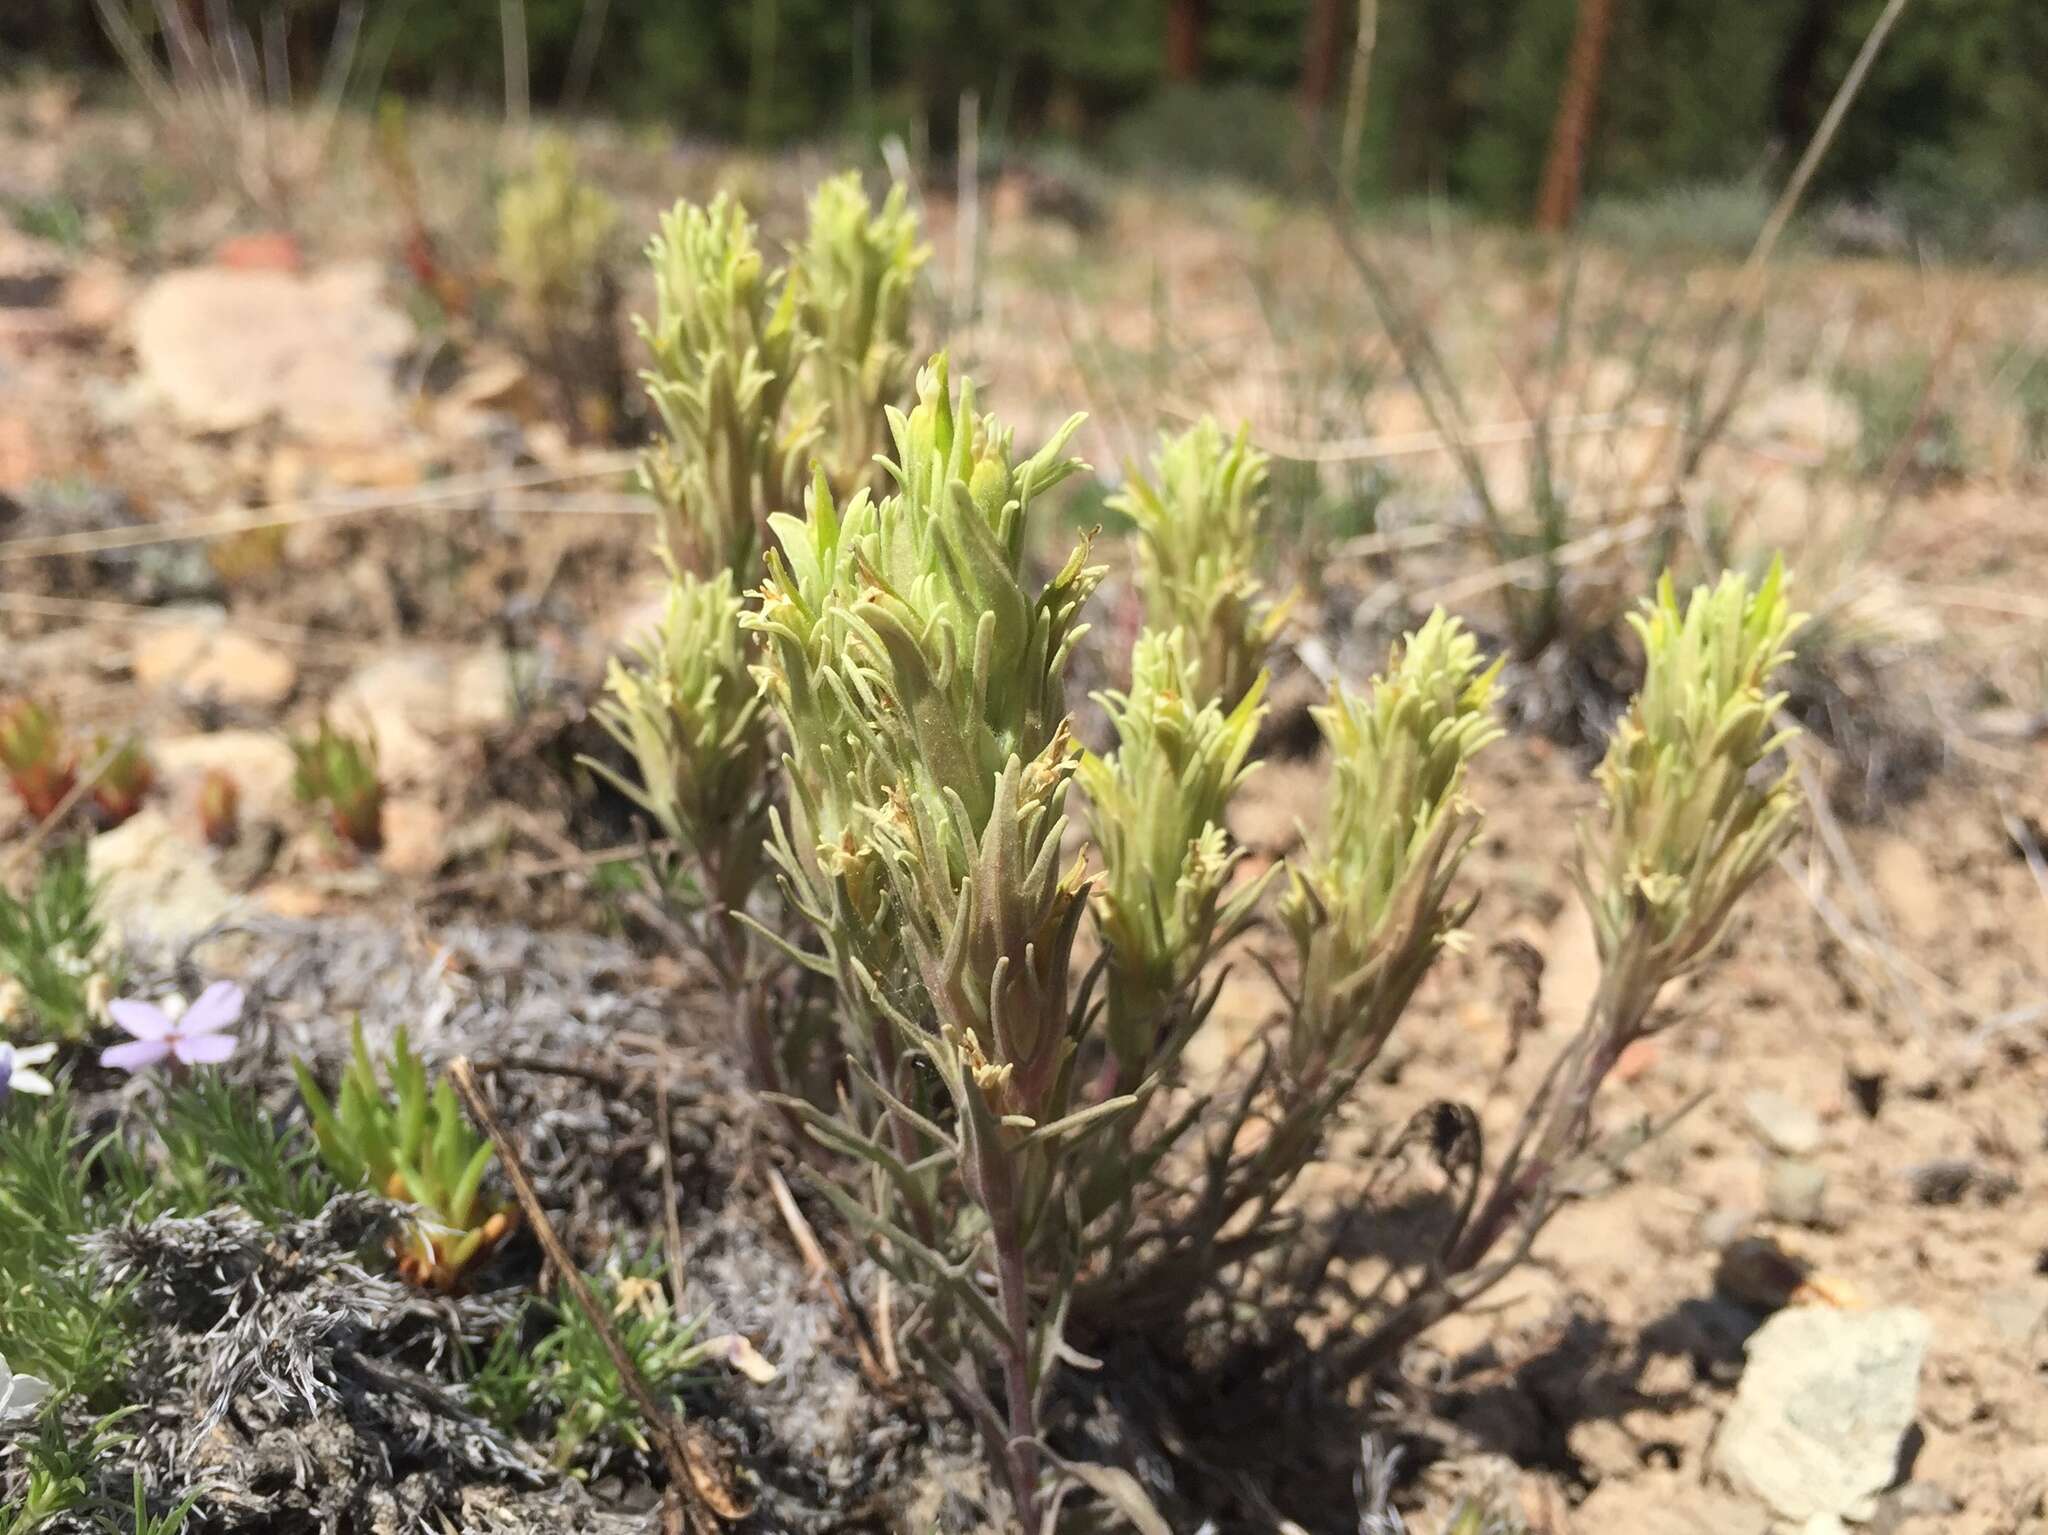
[0,740,122,883]
[0,453,638,565]
[447,1058,746,1531]
[764,1165,893,1387]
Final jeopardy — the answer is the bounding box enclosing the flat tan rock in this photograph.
[131,262,415,441]
[133,621,297,713]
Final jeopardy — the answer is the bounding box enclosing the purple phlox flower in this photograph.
[100,980,244,1074]
[0,1040,57,1103]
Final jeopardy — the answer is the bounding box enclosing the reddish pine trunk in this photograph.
[1298,0,1345,116]
[1165,0,1205,82]
[1535,0,1620,231]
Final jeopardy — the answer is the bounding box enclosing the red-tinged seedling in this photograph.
[289,718,383,853]
[88,735,153,830]
[294,1020,515,1293]
[197,768,240,848]
[0,699,77,824]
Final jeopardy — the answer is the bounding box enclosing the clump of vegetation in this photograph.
[1842,356,1967,484]
[0,847,111,1044]
[1112,417,1289,709]
[472,1259,714,1472]
[613,174,1809,1525]
[497,135,626,442]
[293,1021,513,1292]
[289,717,384,853]
[0,697,77,824]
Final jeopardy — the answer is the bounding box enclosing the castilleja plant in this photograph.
[1356,562,1806,1364]
[636,194,816,579]
[0,698,77,823]
[1078,626,1272,1093]
[1281,612,1504,1096]
[497,134,625,442]
[583,563,779,1084]
[1078,612,1504,1332]
[749,356,1115,1519]
[1113,417,1291,710]
[792,172,928,498]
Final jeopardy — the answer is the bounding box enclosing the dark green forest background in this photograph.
[9,0,2045,235]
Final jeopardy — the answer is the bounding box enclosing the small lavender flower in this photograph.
[101,981,243,1074]
[0,1351,52,1424]
[0,1040,56,1104]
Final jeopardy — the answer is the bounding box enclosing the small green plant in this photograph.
[1078,626,1272,1091]
[0,697,77,823]
[105,1470,211,1535]
[791,172,928,497]
[636,193,815,580]
[2,1408,137,1535]
[196,768,238,848]
[1112,418,1289,709]
[0,846,111,1044]
[527,1260,712,1471]
[497,135,625,443]
[293,1022,513,1292]
[1999,344,2048,470]
[289,718,383,853]
[157,1075,335,1226]
[584,564,778,1083]
[0,1099,146,1409]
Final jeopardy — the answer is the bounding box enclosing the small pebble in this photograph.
[1745,1088,1824,1155]
[1766,1157,1829,1228]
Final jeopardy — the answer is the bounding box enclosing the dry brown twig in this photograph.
[447,1057,745,1533]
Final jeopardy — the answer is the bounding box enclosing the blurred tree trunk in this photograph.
[1534,0,1619,231]
[1166,0,1205,82]
[1299,0,1344,115]
[1774,0,1843,151]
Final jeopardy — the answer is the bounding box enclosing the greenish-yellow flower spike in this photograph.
[1081,627,1271,1086]
[635,193,816,581]
[794,173,928,498]
[1283,610,1502,1083]
[1574,560,1805,976]
[584,566,773,889]
[1113,417,1290,710]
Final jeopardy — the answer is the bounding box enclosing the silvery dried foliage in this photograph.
[1112,417,1290,710]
